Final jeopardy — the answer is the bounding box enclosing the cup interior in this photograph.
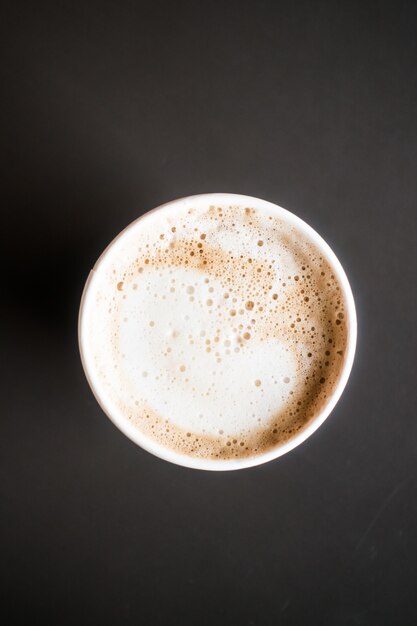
[79,193,357,471]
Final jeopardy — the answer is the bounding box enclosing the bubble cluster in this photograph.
[87,201,348,460]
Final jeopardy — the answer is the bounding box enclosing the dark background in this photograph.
[2,1,417,624]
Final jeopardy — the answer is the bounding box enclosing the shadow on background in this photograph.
[3,162,152,343]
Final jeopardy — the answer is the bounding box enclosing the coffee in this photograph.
[80,195,350,464]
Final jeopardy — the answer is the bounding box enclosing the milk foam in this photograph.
[82,199,348,460]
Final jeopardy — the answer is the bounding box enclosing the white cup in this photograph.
[79,193,357,471]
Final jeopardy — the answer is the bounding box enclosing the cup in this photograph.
[79,193,357,470]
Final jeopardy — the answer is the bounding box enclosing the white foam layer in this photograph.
[119,266,297,436]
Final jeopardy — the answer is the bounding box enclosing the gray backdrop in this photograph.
[2,1,417,624]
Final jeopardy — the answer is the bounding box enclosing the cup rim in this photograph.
[79,193,357,471]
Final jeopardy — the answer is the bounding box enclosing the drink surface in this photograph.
[82,198,348,461]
